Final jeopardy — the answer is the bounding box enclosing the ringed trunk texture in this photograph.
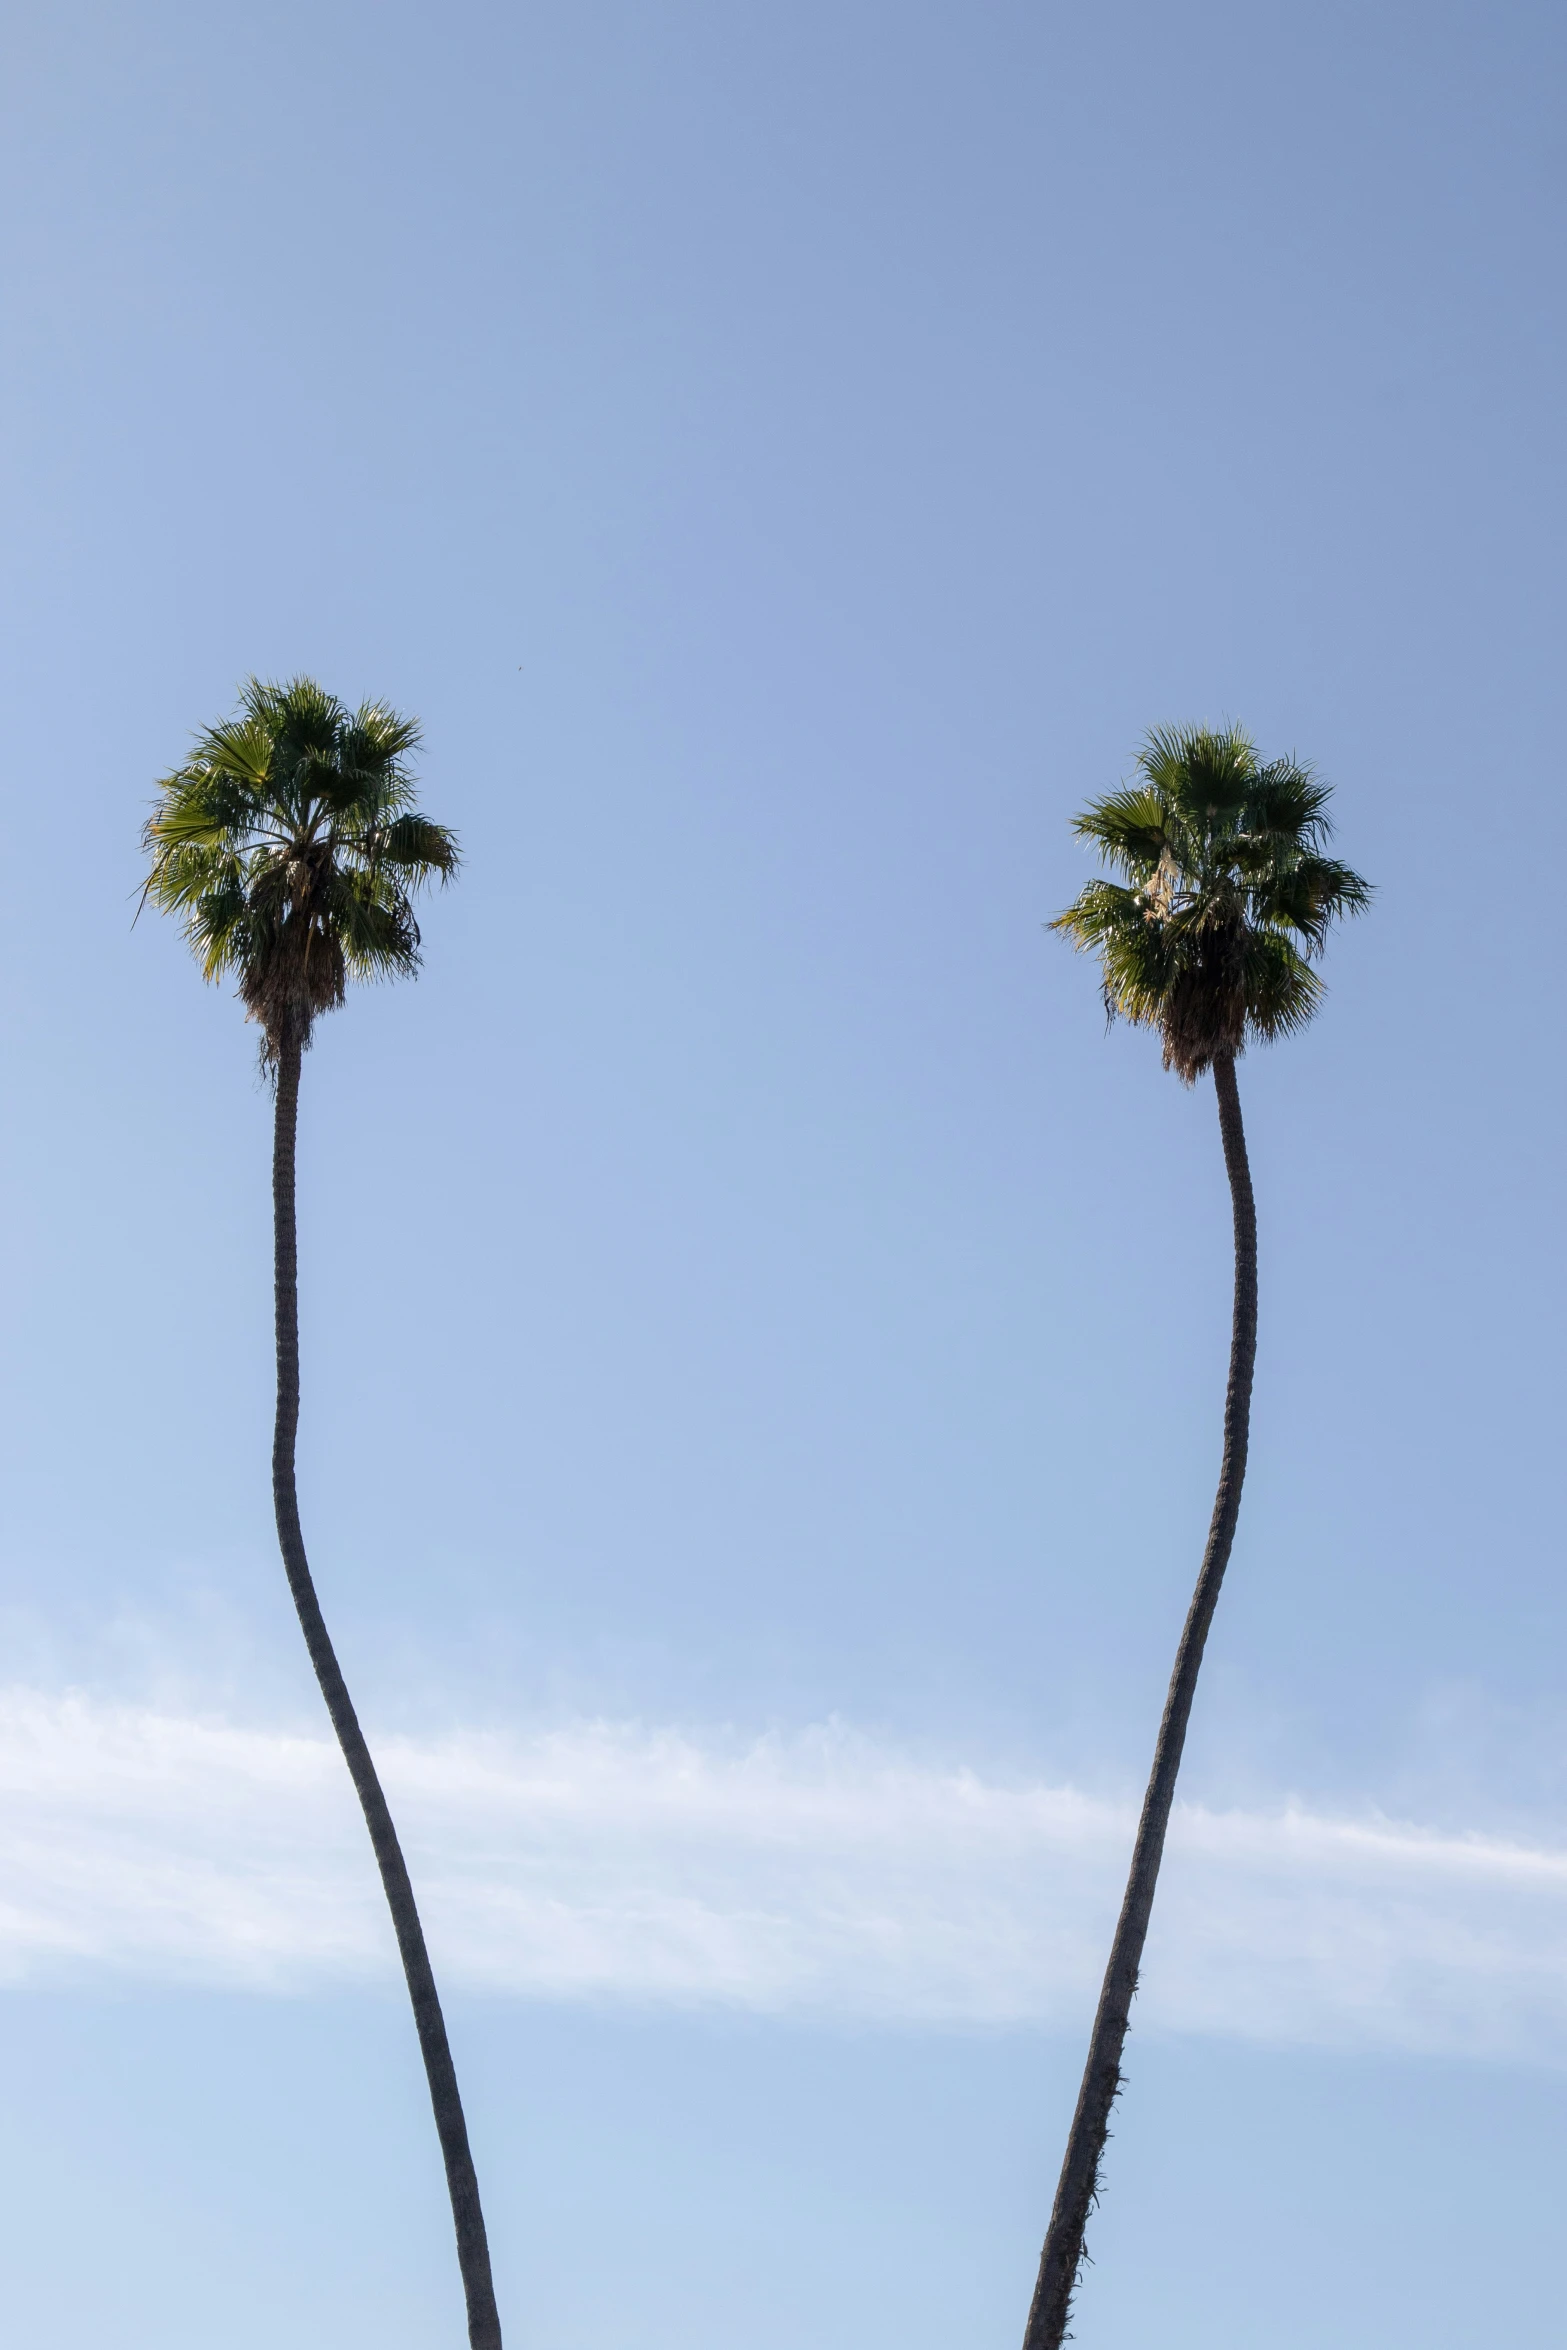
[271,1029,504,2350]
[1021,1050,1258,2350]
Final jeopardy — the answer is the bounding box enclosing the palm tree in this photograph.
[1023,724,1370,2349]
[142,677,502,2350]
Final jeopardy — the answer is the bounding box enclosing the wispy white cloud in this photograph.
[0,1688,1563,2056]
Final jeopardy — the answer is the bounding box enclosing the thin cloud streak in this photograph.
[0,1690,1562,2056]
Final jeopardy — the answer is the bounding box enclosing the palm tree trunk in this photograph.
[1021,1049,1258,2350]
[271,1027,504,2350]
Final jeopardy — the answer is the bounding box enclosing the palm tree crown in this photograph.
[142,675,458,1060]
[1051,722,1370,1081]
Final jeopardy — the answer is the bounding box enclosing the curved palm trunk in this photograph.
[272,1030,504,2350]
[1021,1050,1258,2350]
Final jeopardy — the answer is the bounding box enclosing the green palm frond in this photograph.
[1250,853,1371,950]
[1054,723,1370,1080]
[376,812,461,878]
[1245,758,1333,846]
[1071,788,1171,881]
[143,676,459,1061]
[1240,926,1323,1039]
[326,865,423,976]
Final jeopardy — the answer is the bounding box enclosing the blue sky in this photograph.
[0,0,1564,2342]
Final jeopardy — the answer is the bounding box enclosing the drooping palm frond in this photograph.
[1052,724,1369,1080]
[143,676,459,1061]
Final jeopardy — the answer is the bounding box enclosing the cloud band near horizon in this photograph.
[0,1689,1562,2059]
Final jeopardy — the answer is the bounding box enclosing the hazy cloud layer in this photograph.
[0,1689,1563,2055]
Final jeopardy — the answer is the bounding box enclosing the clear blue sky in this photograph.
[1,0,1563,2343]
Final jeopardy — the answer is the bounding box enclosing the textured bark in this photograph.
[272,1028,504,2350]
[1021,1051,1258,2350]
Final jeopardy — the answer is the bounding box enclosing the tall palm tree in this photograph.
[1024,724,1369,2349]
[142,677,502,2350]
